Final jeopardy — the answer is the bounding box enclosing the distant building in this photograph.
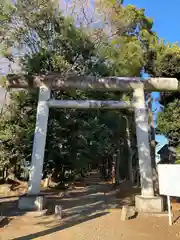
[157,144,176,164]
[155,134,169,164]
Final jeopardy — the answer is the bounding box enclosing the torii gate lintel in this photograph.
[4,73,180,92]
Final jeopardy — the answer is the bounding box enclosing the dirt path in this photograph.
[1,171,180,240]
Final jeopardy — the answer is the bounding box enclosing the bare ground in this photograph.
[1,172,180,240]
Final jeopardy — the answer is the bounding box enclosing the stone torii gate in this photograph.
[3,74,180,212]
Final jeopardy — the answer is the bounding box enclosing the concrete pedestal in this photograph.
[18,194,46,211]
[135,195,164,213]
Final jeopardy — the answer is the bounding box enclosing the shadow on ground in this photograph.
[0,172,141,239]
[11,211,109,240]
[0,197,27,218]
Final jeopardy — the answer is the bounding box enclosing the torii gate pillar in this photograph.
[18,85,50,210]
[133,88,163,212]
[28,85,51,194]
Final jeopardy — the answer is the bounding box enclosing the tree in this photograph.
[145,41,180,103]
[157,99,180,147]
[62,1,156,77]
[0,90,37,179]
[146,37,180,153]
[0,0,152,185]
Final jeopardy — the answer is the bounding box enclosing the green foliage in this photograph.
[157,99,180,147]
[148,39,180,149]
[93,2,155,77]
[146,41,180,78]
[175,145,180,164]
[0,0,15,57]
[145,40,180,105]
[0,0,152,181]
[0,90,37,170]
[141,16,180,150]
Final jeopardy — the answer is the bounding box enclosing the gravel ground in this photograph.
[1,172,180,240]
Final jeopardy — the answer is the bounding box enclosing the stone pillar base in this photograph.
[135,195,164,213]
[18,194,46,211]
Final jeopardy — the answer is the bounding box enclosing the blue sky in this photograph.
[125,0,180,43]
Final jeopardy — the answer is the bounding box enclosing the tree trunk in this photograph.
[147,92,159,194]
[101,158,107,180]
[107,156,113,180]
[43,175,51,188]
[123,116,133,182]
[115,150,121,184]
